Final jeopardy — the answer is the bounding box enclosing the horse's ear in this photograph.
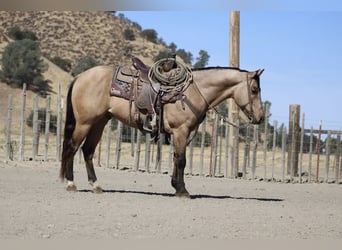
[256,69,264,76]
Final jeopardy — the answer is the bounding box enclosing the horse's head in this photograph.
[234,69,265,124]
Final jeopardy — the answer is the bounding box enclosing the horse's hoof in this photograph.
[90,181,103,194]
[175,191,190,198]
[66,184,77,192]
[92,185,103,194]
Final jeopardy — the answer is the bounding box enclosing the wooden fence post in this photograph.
[308,126,313,182]
[115,121,122,169]
[145,133,151,173]
[251,125,258,179]
[134,129,142,171]
[32,94,39,161]
[6,95,13,160]
[56,83,63,161]
[263,102,269,180]
[200,118,206,176]
[271,120,278,180]
[281,125,287,182]
[242,124,251,179]
[287,104,300,177]
[19,83,27,161]
[335,134,341,183]
[299,113,305,183]
[105,120,112,168]
[325,131,331,182]
[44,96,51,162]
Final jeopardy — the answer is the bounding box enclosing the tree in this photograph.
[168,42,177,53]
[176,49,193,65]
[123,28,135,41]
[7,26,38,41]
[0,39,50,93]
[71,56,98,76]
[141,29,158,43]
[193,50,210,68]
[49,56,72,72]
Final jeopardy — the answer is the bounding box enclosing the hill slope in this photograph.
[0,11,166,133]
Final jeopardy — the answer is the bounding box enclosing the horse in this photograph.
[59,63,265,197]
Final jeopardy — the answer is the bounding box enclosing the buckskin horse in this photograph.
[60,57,264,197]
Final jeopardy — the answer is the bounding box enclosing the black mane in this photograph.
[191,66,248,72]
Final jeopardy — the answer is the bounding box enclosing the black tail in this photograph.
[60,79,76,180]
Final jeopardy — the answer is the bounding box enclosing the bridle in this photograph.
[191,71,258,127]
[240,73,258,123]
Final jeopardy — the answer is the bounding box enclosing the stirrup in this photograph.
[143,115,156,133]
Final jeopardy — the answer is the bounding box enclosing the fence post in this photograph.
[232,119,240,178]
[281,125,287,182]
[242,124,251,180]
[308,126,313,182]
[6,95,13,160]
[335,134,341,183]
[145,133,151,173]
[56,83,63,162]
[134,129,142,171]
[316,120,322,182]
[299,113,305,183]
[263,103,269,180]
[200,118,206,177]
[44,96,51,162]
[209,114,219,176]
[251,125,258,179]
[115,121,122,169]
[271,120,278,180]
[325,130,331,182]
[18,83,27,161]
[287,104,300,177]
[105,120,112,168]
[32,94,39,161]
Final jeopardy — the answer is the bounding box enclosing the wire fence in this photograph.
[1,85,341,184]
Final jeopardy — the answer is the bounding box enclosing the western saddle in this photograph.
[110,55,193,139]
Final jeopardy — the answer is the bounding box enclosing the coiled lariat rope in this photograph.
[148,57,193,92]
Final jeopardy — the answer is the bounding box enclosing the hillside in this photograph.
[0,11,165,67]
[0,11,167,133]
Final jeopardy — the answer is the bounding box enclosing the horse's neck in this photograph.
[193,68,244,107]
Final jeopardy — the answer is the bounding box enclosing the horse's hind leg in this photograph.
[81,116,110,193]
[63,124,91,191]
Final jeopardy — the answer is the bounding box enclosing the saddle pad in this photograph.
[110,65,135,99]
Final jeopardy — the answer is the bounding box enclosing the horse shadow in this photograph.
[78,189,284,202]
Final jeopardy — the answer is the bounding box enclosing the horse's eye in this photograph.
[251,87,259,95]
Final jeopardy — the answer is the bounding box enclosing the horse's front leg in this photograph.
[171,152,190,197]
[171,131,190,198]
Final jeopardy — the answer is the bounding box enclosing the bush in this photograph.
[26,108,57,134]
[71,56,98,76]
[192,131,211,147]
[7,26,38,41]
[49,56,72,72]
[0,39,50,93]
[123,28,135,41]
[141,29,158,43]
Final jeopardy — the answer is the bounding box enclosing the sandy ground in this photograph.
[0,159,341,239]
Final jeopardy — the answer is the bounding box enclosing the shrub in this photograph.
[7,26,38,41]
[123,28,135,41]
[71,56,98,76]
[49,56,72,72]
[26,108,57,134]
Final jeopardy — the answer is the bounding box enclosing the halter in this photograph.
[240,73,256,123]
[192,71,257,127]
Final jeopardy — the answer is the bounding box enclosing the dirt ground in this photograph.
[0,159,341,239]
